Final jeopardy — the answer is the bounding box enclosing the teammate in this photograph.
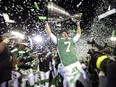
[38,48,52,87]
[11,42,35,87]
[45,17,89,87]
[51,48,61,87]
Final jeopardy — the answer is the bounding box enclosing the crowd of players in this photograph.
[0,35,61,87]
[0,20,116,87]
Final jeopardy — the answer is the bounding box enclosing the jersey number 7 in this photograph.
[64,41,71,52]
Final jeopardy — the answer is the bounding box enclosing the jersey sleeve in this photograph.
[73,34,81,43]
[50,33,57,45]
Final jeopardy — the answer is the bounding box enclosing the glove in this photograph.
[2,38,9,44]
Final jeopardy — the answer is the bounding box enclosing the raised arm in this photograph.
[73,22,81,43]
[71,14,81,35]
[45,21,57,45]
[76,22,81,35]
[45,21,52,36]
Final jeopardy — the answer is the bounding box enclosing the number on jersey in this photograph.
[64,41,71,52]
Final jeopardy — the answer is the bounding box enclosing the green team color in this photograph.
[57,37,77,66]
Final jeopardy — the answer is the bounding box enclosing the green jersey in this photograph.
[57,37,77,66]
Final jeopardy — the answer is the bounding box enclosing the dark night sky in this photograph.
[0,0,115,35]
[0,0,116,55]
[0,0,97,33]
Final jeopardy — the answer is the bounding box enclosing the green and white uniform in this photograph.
[50,34,81,83]
[50,33,92,87]
[11,48,35,87]
[57,37,77,67]
[50,33,80,66]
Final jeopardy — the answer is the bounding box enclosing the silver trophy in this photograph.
[47,2,82,23]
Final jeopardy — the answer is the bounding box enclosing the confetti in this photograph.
[0,0,115,54]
